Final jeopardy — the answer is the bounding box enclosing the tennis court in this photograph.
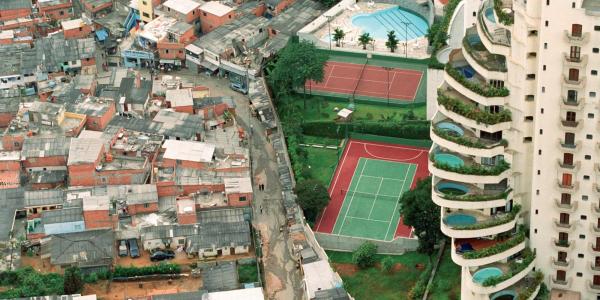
[305,61,423,101]
[332,158,416,241]
[315,139,429,241]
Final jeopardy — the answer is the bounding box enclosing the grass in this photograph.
[237,263,259,284]
[326,250,430,300]
[305,144,340,186]
[280,94,427,123]
[427,249,460,300]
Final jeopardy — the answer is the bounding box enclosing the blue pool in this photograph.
[457,66,475,78]
[444,213,477,226]
[435,153,465,168]
[491,289,517,300]
[436,122,465,136]
[473,267,503,284]
[485,7,496,23]
[437,182,469,196]
[351,7,429,40]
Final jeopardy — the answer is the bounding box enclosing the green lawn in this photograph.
[427,249,461,300]
[326,251,430,300]
[305,144,340,186]
[237,263,259,284]
[280,94,426,123]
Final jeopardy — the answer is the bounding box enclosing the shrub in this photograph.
[83,273,99,284]
[440,188,512,202]
[352,242,377,269]
[321,112,330,119]
[437,90,511,124]
[494,0,514,26]
[63,267,83,294]
[366,112,374,120]
[430,152,511,176]
[444,65,510,97]
[381,257,395,273]
[408,263,433,300]
[517,272,544,300]
[462,230,525,259]
[113,263,181,278]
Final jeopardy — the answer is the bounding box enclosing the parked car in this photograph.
[229,82,247,94]
[118,240,128,257]
[150,250,175,262]
[128,239,140,258]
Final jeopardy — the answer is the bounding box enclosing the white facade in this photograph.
[430,0,600,299]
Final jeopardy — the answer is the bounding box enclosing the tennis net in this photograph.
[341,188,400,202]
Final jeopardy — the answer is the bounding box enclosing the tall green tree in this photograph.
[267,40,328,107]
[332,28,346,47]
[294,179,330,222]
[398,177,441,255]
[358,33,373,50]
[63,266,83,294]
[385,31,399,53]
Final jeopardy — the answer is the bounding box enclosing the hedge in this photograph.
[431,153,511,176]
[408,263,433,300]
[113,263,181,278]
[440,188,512,202]
[437,89,511,124]
[302,120,430,140]
[445,65,510,97]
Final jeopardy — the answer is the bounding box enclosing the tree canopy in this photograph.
[294,179,330,222]
[0,267,64,298]
[398,177,441,254]
[63,266,84,295]
[268,40,328,96]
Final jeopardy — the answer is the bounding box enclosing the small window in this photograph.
[527,74,536,80]
[541,108,544,113]
[591,92,597,97]
[595,26,600,31]
[585,155,592,160]
[545,20,549,27]
[589,113,595,119]
[536,189,539,195]
[584,175,590,180]
[583,195,589,200]
[544,43,548,49]
[539,129,543,135]
[524,137,533,142]
[587,134,593,139]
[538,150,542,155]
[546,0,549,4]
[537,170,541,175]
[593,70,598,75]
[577,272,583,277]
[534,229,538,233]
[525,116,534,121]
[594,48,600,53]
[578,253,584,258]
[543,65,546,71]
[542,87,546,93]
[203,12,207,16]
[582,215,588,220]
[535,209,538,214]
[229,15,231,19]
[143,203,149,208]
[472,12,476,17]
[580,234,586,238]
[239,196,247,202]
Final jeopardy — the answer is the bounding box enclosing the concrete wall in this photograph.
[426,68,443,120]
[314,232,418,254]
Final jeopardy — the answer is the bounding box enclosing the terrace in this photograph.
[463,27,507,72]
[477,0,511,47]
[452,230,525,266]
[467,248,535,294]
[432,119,506,150]
[434,179,510,202]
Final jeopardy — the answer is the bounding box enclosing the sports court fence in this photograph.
[314,231,418,254]
[350,132,432,148]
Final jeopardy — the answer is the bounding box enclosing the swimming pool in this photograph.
[485,7,496,23]
[491,289,517,300]
[473,267,503,284]
[437,182,469,196]
[352,7,429,40]
[435,153,465,168]
[436,122,465,137]
[444,213,477,226]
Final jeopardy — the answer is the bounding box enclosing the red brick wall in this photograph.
[227,192,252,207]
[0,112,16,127]
[274,0,295,15]
[85,103,115,131]
[127,202,158,215]
[82,0,112,14]
[253,3,266,16]
[40,2,73,20]
[199,10,235,33]
[64,24,93,40]
[23,156,68,170]
[0,160,21,172]
[0,8,31,21]
[177,213,196,224]
[68,163,97,186]
[182,183,224,195]
[174,105,194,114]
[83,210,114,229]
[158,42,186,60]
[156,181,180,197]
[160,158,206,170]
[2,135,25,151]
[81,57,96,67]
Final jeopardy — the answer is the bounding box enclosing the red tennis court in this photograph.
[314,139,430,239]
[306,61,423,101]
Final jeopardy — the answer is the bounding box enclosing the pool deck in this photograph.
[314,2,429,59]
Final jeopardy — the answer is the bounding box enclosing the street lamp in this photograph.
[401,21,410,58]
[325,15,333,51]
[383,67,392,106]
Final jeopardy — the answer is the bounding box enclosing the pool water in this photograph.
[351,7,429,40]
[491,289,517,300]
[485,7,496,23]
[473,267,503,284]
[436,122,465,136]
[437,182,469,196]
[444,213,477,226]
[435,153,465,168]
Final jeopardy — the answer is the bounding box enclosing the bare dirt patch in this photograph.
[82,276,202,299]
[265,271,283,298]
[20,256,60,273]
[331,263,358,276]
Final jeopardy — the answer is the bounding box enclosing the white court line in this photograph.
[353,140,428,151]
[335,157,367,235]
[389,71,397,93]
[323,65,335,87]
[384,164,414,240]
[328,62,423,76]
[361,174,404,182]
[313,84,415,100]
[363,143,425,162]
[346,216,390,223]
[367,176,384,219]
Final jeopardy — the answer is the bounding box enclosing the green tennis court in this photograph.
[331,158,417,241]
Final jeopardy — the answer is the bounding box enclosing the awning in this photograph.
[159,59,182,66]
[95,29,108,41]
[200,60,219,72]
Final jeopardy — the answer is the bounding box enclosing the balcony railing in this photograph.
[557,180,578,190]
[563,75,586,87]
[461,230,525,260]
[564,30,590,44]
[444,65,510,98]
[554,198,577,212]
[477,249,535,287]
[443,205,521,231]
[561,97,583,110]
[561,120,579,128]
[553,239,572,249]
[431,126,507,150]
[462,28,507,72]
[437,89,512,125]
[591,263,600,272]
[551,257,572,268]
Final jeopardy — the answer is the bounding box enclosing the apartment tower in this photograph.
[431,0,600,299]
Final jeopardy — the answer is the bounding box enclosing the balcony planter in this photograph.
[448,204,521,231]
[430,152,511,176]
[441,188,512,202]
[493,0,514,26]
[432,127,507,150]
[482,248,535,287]
[444,65,510,97]
[437,90,511,125]
[462,230,525,259]
[518,272,544,300]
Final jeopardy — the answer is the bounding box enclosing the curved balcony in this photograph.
[466,250,535,295]
[552,239,575,251]
[551,276,572,289]
[564,30,590,45]
[559,119,582,132]
[476,0,510,56]
[590,223,600,236]
[554,198,577,213]
[551,257,574,270]
[563,75,586,89]
[557,159,580,172]
[591,202,600,217]
[462,27,507,81]
[589,242,600,254]
[437,89,511,132]
[556,180,579,193]
[451,234,526,267]
[590,262,600,274]
[561,97,584,111]
[433,179,510,209]
[440,206,520,239]
[563,53,588,69]
[495,272,542,300]
[430,122,506,158]
[429,151,511,184]
[553,219,578,232]
[558,139,581,153]
[588,281,600,292]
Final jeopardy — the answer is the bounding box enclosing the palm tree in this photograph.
[358,33,373,50]
[332,28,345,47]
[386,31,399,53]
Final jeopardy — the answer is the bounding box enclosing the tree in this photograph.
[63,266,83,294]
[267,40,329,106]
[385,31,399,53]
[294,179,330,223]
[358,33,373,50]
[332,28,346,47]
[399,177,441,255]
[352,241,377,269]
[381,256,395,273]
